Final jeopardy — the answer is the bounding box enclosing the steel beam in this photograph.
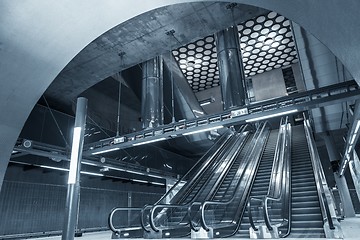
[84,80,359,155]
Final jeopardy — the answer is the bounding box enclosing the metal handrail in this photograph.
[264,120,291,235]
[303,117,336,230]
[247,117,292,237]
[147,125,252,232]
[198,122,270,232]
[154,128,234,206]
[108,207,142,234]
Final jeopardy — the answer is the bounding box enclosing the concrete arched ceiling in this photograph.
[1,0,360,190]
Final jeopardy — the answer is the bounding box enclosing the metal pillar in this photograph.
[350,151,360,204]
[215,26,247,110]
[141,56,164,128]
[62,97,87,240]
[322,133,356,217]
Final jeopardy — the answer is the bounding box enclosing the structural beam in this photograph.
[84,80,359,155]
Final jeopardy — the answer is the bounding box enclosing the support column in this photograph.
[215,26,246,110]
[62,97,87,240]
[350,151,360,204]
[322,133,356,217]
[141,56,164,129]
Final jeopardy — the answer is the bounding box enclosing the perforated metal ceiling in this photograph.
[172,11,298,92]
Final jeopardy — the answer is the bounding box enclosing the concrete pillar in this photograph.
[62,97,87,240]
[350,151,360,204]
[141,56,164,128]
[322,133,356,217]
[215,26,246,110]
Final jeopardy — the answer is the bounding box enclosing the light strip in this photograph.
[193,110,204,115]
[350,134,356,145]
[354,120,360,134]
[151,182,165,186]
[68,127,82,184]
[200,101,211,106]
[81,161,98,166]
[132,137,167,146]
[80,171,103,177]
[132,179,148,183]
[91,147,120,155]
[183,125,223,136]
[246,109,298,122]
[40,165,68,172]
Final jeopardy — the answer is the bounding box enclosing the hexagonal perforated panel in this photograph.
[172,11,298,92]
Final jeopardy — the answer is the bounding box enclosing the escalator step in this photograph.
[292,213,323,221]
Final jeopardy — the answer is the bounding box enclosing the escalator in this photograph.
[109,128,237,238]
[189,122,271,238]
[244,121,339,239]
[237,129,279,238]
[289,125,324,238]
[143,126,255,238]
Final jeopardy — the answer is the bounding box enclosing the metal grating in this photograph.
[172,11,298,93]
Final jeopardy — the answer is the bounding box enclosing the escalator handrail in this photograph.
[187,122,265,231]
[147,125,251,232]
[153,128,235,206]
[247,117,292,236]
[247,119,285,229]
[108,207,142,234]
[198,121,270,232]
[263,120,292,235]
[303,117,336,230]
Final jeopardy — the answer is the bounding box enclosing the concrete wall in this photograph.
[292,22,353,132]
[252,68,287,101]
[0,164,164,237]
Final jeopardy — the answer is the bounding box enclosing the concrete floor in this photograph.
[32,216,360,240]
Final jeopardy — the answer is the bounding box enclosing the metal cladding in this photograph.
[141,56,164,129]
[216,26,246,110]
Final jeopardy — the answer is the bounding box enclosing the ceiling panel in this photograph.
[173,11,298,93]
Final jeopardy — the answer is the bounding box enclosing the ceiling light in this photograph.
[91,147,120,155]
[193,110,204,115]
[183,125,223,136]
[132,179,148,183]
[40,165,68,172]
[199,97,215,106]
[132,137,167,146]
[80,171,103,177]
[246,109,298,122]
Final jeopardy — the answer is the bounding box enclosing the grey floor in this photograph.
[33,216,360,240]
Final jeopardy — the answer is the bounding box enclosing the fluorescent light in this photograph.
[91,147,120,155]
[40,165,68,172]
[80,171,103,177]
[132,179,148,183]
[132,137,167,146]
[183,125,223,136]
[151,182,165,186]
[354,120,360,134]
[347,146,353,154]
[193,110,204,115]
[350,134,356,145]
[68,127,82,184]
[12,150,18,154]
[246,109,298,123]
[200,101,211,106]
[81,161,98,166]
[126,170,140,174]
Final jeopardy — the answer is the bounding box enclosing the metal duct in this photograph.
[141,56,164,129]
[215,26,247,110]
